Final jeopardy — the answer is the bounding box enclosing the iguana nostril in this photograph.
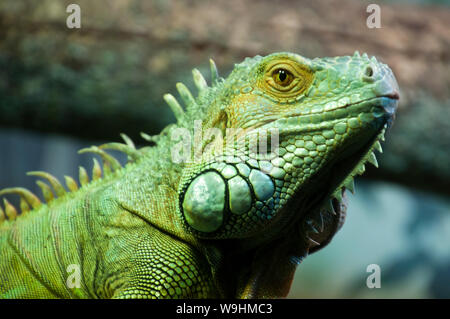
[362,65,376,82]
[362,65,375,82]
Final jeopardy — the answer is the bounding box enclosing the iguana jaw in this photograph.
[302,124,387,247]
[248,95,396,244]
[296,89,398,252]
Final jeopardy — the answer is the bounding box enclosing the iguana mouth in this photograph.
[385,92,400,100]
[254,94,399,135]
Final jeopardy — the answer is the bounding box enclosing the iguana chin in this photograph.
[0,52,399,299]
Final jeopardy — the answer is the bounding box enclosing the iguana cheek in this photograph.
[181,163,277,233]
[228,175,251,215]
[182,171,225,233]
[248,169,275,201]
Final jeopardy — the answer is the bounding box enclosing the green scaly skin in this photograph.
[0,52,399,298]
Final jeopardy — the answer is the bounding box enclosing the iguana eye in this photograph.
[260,58,314,99]
[273,68,293,86]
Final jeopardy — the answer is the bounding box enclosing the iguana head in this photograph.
[177,52,399,251]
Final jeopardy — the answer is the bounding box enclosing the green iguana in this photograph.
[0,52,399,298]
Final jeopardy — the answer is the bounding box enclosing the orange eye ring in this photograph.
[258,58,314,99]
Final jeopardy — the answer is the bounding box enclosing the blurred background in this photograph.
[0,0,449,298]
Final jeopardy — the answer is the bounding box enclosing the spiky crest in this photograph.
[0,134,141,223]
[0,57,384,229]
[0,60,219,224]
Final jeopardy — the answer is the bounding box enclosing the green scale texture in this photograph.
[0,52,399,298]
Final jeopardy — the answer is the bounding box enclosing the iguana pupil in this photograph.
[274,68,292,86]
[278,69,287,81]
